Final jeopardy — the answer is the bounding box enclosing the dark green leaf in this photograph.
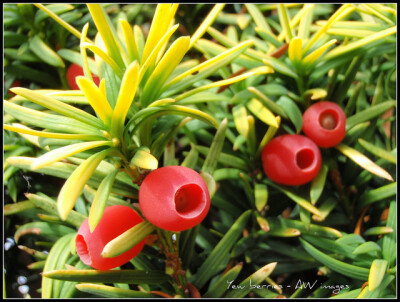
[201,118,228,174]
[191,210,251,289]
[357,182,396,209]
[75,283,158,298]
[276,96,303,133]
[382,201,396,267]
[42,233,75,298]
[26,193,86,228]
[352,241,381,255]
[346,100,396,131]
[43,269,171,284]
[299,238,370,280]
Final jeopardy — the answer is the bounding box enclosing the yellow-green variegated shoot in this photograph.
[57,149,112,221]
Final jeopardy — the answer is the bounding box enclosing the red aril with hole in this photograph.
[261,134,322,186]
[67,63,100,90]
[139,166,211,232]
[302,101,346,148]
[76,205,145,270]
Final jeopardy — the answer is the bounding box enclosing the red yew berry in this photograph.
[302,101,346,148]
[139,166,211,232]
[262,134,322,186]
[76,205,145,270]
[67,63,100,90]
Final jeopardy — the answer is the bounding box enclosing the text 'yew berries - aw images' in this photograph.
[302,101,347,148]
[76,205,146,270]
[262,134,322,186]
[139,166,211,232]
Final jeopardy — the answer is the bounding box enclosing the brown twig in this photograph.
[361,281,369,291]
[239,5,247,14]
[187,282,201,298]
[147,290,174,298]
[354,205,370,235]
[269,43,289,59]
[380,206,389,222]
[381,107,394,138]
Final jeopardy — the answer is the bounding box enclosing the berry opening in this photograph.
[76,234,92,265]
[296,148,315,170]
[174,184,204,217]
[319,109,338,130]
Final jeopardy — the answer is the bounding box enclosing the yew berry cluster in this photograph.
[262,101,346,186]
[76,100,346,270]
[76,166,210,270]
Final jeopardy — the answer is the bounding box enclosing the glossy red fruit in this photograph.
[262,134,322,186]
[76,205,145,270]
[139,166,211,232]
[302,101,346,148]
[67,63,100,90]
